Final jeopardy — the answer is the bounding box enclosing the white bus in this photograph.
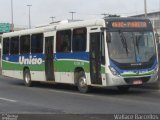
[1,17,159,93]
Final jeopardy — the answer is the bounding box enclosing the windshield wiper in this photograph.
[135,36,140,54]
[119,31,128,56]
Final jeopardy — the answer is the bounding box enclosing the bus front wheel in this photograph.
[23,69,32,87]
[77,72,89,93]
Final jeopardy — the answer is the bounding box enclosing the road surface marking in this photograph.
[49,89,94,97]
[49,89,160,106]
[0,97,17,103]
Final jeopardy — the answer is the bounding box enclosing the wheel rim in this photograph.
[25,73,30,84]
[79,78,87,88]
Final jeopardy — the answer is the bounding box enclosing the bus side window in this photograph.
[20,35,30,54]
[31,33,43,53]
[3,38,10,55]
[56,30,71,52]
[10,36,19,55]
[72,28,87,52]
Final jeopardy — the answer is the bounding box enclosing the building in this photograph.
[130,11,160,34]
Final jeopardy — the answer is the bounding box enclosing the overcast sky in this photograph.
[0,0,159,28]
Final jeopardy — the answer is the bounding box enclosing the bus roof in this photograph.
[2,19,105,38]
[2,17,152,38]
[105,17,151,22]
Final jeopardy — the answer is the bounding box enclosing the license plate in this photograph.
[133,80,143,85]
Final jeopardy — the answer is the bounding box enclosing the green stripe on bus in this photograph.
[2,61,45,71]
[54,60,89,72]
[2,60,105,73]
[121,71,154,77]
[54,60,105,73]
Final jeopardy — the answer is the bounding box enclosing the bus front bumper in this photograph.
[105,73,158,87]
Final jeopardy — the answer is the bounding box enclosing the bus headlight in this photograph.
[109,66,119,76]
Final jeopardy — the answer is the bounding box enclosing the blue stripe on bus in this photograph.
[2,54,45,63]
[55,52,90,61]
[2,52,90,62]
[110,59,158,74]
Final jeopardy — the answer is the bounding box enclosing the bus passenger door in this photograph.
[45,36,55,81]
[90,32,102,85]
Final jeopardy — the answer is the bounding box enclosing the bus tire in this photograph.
[23,69,32,87]
[77,71,89,93]
[117,86,130,92]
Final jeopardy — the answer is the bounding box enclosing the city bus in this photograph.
[1,17,159,93]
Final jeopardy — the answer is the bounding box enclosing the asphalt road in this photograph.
[0,75,160,119]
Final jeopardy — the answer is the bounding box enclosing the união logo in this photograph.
[19,56,43,65]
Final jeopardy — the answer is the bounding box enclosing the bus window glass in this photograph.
[31,33,43,53]
[101,33,105,65]
[72,28,87,52]
[108,32,155,63]
[20,35,30,54]
[3,38,10,55]
[10,36,19,54]
[56,30,71,52]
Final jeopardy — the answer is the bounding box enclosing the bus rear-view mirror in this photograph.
[106,32,111,43]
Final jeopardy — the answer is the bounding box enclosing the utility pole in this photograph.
[50,16,55,22]
[159,0,160,19]
[144,0,147,18]
[11,0,14,31]
[27,5,32,29]
[69,11,76,20]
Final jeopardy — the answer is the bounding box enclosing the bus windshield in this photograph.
[108,31,156,64]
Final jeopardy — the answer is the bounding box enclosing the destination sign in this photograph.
[112,21,147,28]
